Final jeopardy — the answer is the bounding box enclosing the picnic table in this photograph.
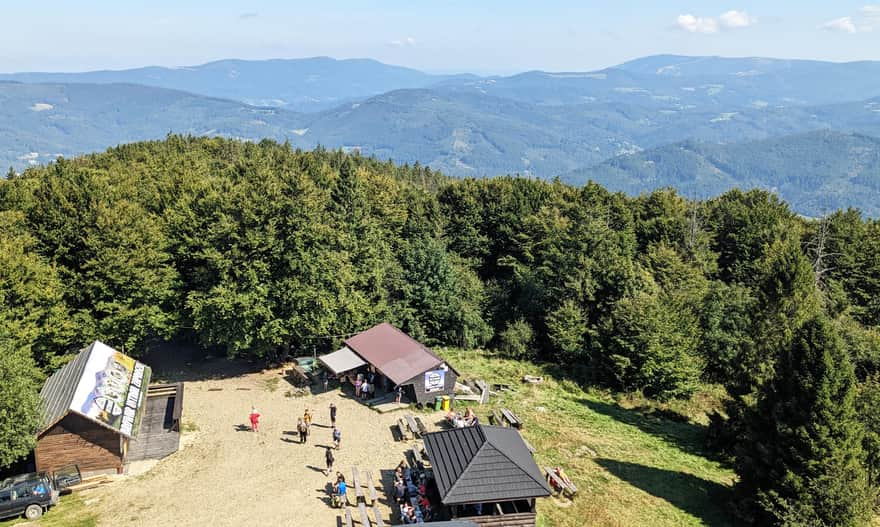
[364,470,379,505]
[544,466,578,498]
[352,466,364,501]
[372,504,386,527]
[358,502,372,526]
[413,416,428,436]
[500,407,523,429]
[404,414,421,438]
[490,409,502,426]
[343,507,354,527]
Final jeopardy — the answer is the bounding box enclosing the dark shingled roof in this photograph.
[345,323,454,385]
[38,342,96,434]
[423,425,551,505]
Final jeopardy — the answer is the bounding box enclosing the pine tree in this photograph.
[734,316,873,526]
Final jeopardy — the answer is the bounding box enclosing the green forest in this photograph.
[2,136,880,525]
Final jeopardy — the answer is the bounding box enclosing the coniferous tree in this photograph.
[734,316,873,526]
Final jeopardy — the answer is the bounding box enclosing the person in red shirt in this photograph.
[249,406,261,432]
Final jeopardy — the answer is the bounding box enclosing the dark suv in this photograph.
[0,472,59,521]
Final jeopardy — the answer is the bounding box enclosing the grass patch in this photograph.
[1,493,97,527]
[181,419,199,432]
[263,377,280,393]
[437,348,735,527]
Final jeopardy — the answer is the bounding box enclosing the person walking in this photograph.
[249,406,260,432]
[297,417,308,444]
[304,408,312,429]
[332,426,341,449]
[329,403,337,427]
[325,446,335,476]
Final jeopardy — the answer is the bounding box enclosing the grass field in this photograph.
[437,348,735,527]
[3,493,97,527]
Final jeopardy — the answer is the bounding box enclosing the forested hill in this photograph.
[3,138,880,523]
[566,130,880,217]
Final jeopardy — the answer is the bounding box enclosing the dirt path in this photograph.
[84,367,444,526]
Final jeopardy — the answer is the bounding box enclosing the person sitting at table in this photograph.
[418,494,430,509]
[555,466,573,486]
[405,507,420,524]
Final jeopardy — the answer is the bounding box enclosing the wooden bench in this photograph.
[397,417,410,441]
[352,466,364,502]
[475,379,490,404]
[358,501,372,526]
[411,444,424,469]
[544,466,578,498]
[500,407,523,429]
[405,414,420,438]
[343,507,354,527]
[414,416,428,436]
[372,503,386,527]
[490,409,503,426]
[364,470,379,505]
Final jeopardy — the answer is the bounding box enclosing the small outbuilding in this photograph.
[320,323,459,405]
[423,425,551,526]
[35,341,182,476]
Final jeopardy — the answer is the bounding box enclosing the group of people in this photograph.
[354,371,378,400]
[331,472,348,508]
[446,407,478,428]
[393,460,433,523]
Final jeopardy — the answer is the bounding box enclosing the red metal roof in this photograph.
[345,323,448,385]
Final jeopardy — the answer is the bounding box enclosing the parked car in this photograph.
[294,356,319,375]
[0,472,59,520]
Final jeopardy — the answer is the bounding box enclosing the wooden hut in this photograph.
[423,425,551,526]
[35,341,182,476]
[319,323,458,405]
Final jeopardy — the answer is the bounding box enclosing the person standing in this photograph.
[304,408,312,429]
[325,446,335,476]
[332,426,341,449]
[329,403,337,427]
[249,406,260,432]
[297,417,308,443]
[395,385,403,404]
[323,371,329,392]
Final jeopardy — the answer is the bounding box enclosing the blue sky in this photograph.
[2,1,879,74]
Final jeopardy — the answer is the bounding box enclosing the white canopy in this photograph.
[318,346,366,375]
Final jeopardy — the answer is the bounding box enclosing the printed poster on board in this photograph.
[424,369,446,393]
[68,341,152,438]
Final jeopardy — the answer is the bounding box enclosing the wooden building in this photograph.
[423,425,551,527]
[35,341,182,476]
[319,322,459,405]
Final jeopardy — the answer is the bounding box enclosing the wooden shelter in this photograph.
[423,425,551,527]
[320,323,459,405]
[35,341,182,476]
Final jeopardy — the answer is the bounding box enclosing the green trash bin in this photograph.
[434,396,443,411]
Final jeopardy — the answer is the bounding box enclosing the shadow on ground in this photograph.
[595,459,732,527]
[140,340,265,382]
[581,399,715,460]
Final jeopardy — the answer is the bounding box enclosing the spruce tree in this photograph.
[734,316,873,526]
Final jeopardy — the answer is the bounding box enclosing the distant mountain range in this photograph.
[567,130,880,217]
[0,57,471,112]
[2,55,880,215]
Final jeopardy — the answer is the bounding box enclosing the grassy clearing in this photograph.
[2,493,97,527]
[263,377,280,393]
[438,348,735,527]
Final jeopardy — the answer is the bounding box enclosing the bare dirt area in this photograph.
[82,353,444,527]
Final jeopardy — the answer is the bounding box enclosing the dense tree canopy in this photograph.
[2,136,880,525]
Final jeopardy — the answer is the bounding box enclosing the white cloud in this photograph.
[820,16,859,33]
[862,5,880,19]
[30,103,53,112]
[719,10,756,29]
[675,11,755,34]
[389,37,417,48]
[676,14,719,34]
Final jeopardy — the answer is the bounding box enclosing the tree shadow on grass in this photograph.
[595,459,733,527]
[581,399,718,461]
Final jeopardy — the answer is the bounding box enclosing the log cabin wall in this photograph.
[35,414,123,475]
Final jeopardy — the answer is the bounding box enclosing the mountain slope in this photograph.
[566,130,880,216]
[0,57,471,112]
[0,81,306,168]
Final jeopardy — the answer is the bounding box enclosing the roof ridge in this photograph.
[441,426,487,501]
